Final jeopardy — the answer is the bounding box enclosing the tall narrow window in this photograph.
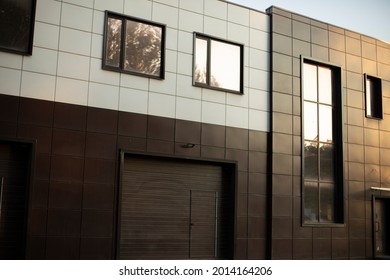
[193,33,243,94]
[103,11,166,79]
[302,59,343,225]
[365,74,383,119]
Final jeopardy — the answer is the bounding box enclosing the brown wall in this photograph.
[0,93,269,259]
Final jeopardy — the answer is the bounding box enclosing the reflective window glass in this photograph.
[304,181,319,222]
[320,143,334,181]
[303,63,317,102]
[320,183,335,222]
[304,141,318,180]
[304,101,318,141]
[319,105,333,143]
[194,38,208,84]
[318,66,332,105]
[105,17,122,68]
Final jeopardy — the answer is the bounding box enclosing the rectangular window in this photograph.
[302,58,344,225]
[193,33,243,94]
[365,74,383,119]
[0,0,36,55]
[103,11,166,79]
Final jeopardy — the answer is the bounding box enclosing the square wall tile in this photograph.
[34,22,60,50]
[177,52,192,76]
[59,27,92,56]
[0,52,23,69]
[250,109,269,132]
[177,74,202,99]
[21,72,55,101]
[61,3,93,32]
[88,82,119,111]
[166,28,178,51]
[165,50,178,73]
[0,68,21,96]
[228,23,249,46]
[57,52,90,81]
[120,73,149,91]
[250,69,269,92]
[124,0,152,19]
[179,0,203,13]
[202,101,226,126]
[250,29,270,52]
[250,10,269,32]
[36,0,61,25]
[22,47,58,75]
[152,2,178,29]
[205,0,227,20]
[149,72,177,95]
[148,92,176,118]
[228,3,249,26]
[63,0,94,8]
[249,88,269,111]
[226,105,248,129]
[204,16,227,39]
[94,0,123,13]
[89,58,120,86]
[92,10,105,35]
[179,10,203,33]
[176,97,201,122]
[91,34,103,59]
[56,77,88,106]
[250,48,269,71]
[178,31,193,54]
[119,87,148,114]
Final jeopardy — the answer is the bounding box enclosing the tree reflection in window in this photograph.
[103,12,165,79]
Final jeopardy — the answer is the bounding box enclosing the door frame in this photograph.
[0,137,35,259]
[372,194,390,259]
[114,150,237,259]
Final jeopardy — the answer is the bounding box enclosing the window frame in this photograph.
[0,0,37,56]
[192,33,244,95]
[364,73,383,120]
[301,56,345,227]
[102,11,166,80]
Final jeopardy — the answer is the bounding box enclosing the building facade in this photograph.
[0,0,389,260]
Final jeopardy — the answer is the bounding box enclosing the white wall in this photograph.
[0,0,271,132]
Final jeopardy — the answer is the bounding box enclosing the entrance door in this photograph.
[118,154,235,260]
[374,197,390,259]
[0,141,32,259]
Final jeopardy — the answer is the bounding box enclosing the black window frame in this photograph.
[301,56,345,226]
[193,33,244,95]
[364,73,383,120]
[102,11,166,80]
[0,0,37,56]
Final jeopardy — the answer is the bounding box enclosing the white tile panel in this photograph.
[63,0,94,8]
[120,74,149,91]
[227,91,249,108]
[90,58,120,86]
[179,10,203,33]
[57,52,90,81]
[204,16,227,39]
[226,105,248,129]
[250,29,270,52]
[202,101,226,126]
[165,50,178,73]
[228,23,249,46]
[124,0,152,19]
[34,22,60,50]
[0,52,23,69]
[249,68,269,91]
[21,72,56,101]
[119,87,148,114]
[94,0,123,13]
[205,0,227,21]
[202,88,226,104]
[179,0,203,14]
[22,47,58,75]
[178,31,193,54]
[249,109,269,131]
[88,82,119,110]
[250,10,270,32]
[152,3,179,29]
[149,72,177,95]
[0,68,21,96]
[61,3,93,32]
[249,88,269,111]
[176,97,201,122]
[92,10,105,35]
[166,28,178,51]
[55,77,88,105]
[228,4,250,26]
[148,92,176,118]
[177,53,192,76]
[91,34,103,59]
[59,27,91,56]
[249,48,269,71]
[35,0,61,25]
[154,0,179,7]
[176,74,201,99]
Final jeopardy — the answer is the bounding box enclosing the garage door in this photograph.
[117,154,235,260]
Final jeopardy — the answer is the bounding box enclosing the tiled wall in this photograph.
[268,6,390,259]
[0,0,271,132]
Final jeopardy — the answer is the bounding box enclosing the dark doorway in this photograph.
[0,140,32,259]
[117,153,235,260]
[373,197,390,259]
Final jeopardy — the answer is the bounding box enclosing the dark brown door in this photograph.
[118,154,234,260]
[374,198,390,259]
[0,141,31,259]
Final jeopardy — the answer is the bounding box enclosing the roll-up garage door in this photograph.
[117,154,235,260]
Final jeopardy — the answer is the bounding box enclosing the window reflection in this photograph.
[210,40,241,92]
[318,66,332,105]
[194,38,207,84]
[303,63,317,102]
[319,105,333,142]
[304,101,318,141]
[106,17,122,68]
[319,183,335,222]
[124,20,162,76]
[304,141,318,179]
[304,181,319,222]
[320,143,334,181]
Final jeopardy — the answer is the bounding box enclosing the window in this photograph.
[365,74,383,119]
[193,33,243,94]
[0,0,36,55]
[103,11,166,79]
[302,58,344,225]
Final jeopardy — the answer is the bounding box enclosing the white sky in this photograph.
[229,0,390,43]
